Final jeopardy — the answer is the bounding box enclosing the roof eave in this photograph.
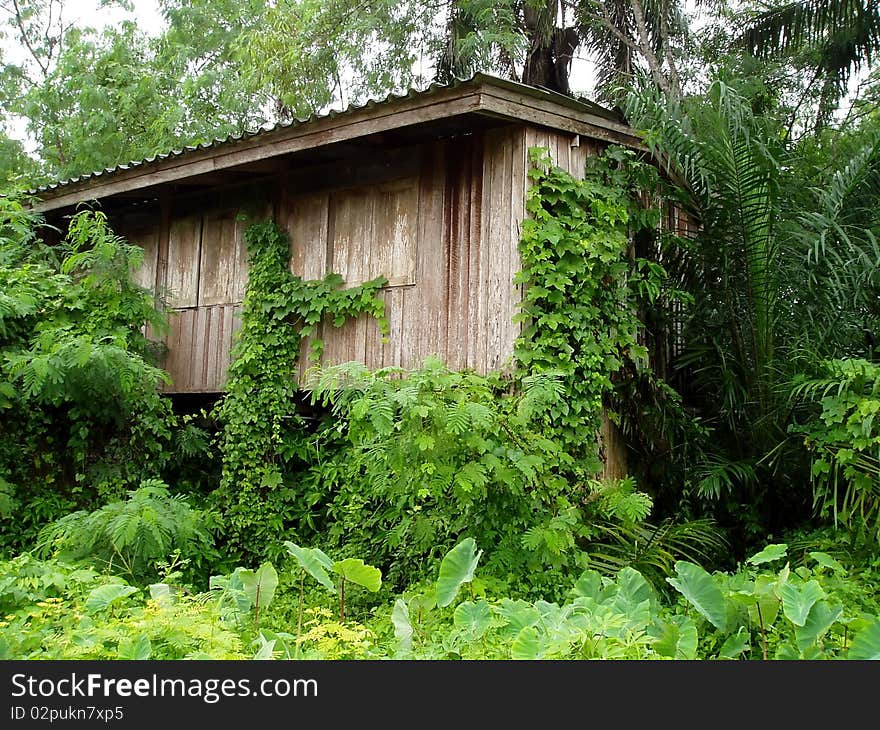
[31,75,645,214]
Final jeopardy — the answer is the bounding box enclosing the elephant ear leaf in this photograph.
[391,599,413,653]
[285,541,335,593]
[667,561,728,631]
[849,619,880,660]
[747,543,788,566]
[436,538,483,608]
[239,562,279,610]
[85,584,138,613]
[332,558,382,592]
[779,580,824,627]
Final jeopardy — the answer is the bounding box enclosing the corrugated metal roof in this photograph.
[29,73,624,198]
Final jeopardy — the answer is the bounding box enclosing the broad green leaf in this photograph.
[435,537,483,607]
[239,562,279,610]
[779,580,824,627]
[391,599,413,652]
[259,630,295,659]
[795,601,842,652]
[571,569,603,600]
[650,615,698,659]
[749,576,781,628]
[809,552,846,575]
[408,590,436,616]
[332,558,382,592]
[85,584,138,613]
[747,543,788,566]
[454,600,491,639]
[774,642,801,660]
[285,542,335,593]
[148,583,172,608]
[117,635,151,660]
[848,619,880,659]
[496,598,541,639]
[253,634,276,660]
[718,631,750,659]
[511,626,542,660]
[616,567,655,610]
[667,561,728,631]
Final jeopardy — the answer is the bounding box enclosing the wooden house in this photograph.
[31,74,691,476]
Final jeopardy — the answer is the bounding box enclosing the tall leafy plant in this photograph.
[625,77,880,545]
[213,218,387,561]
[35,479,215,584]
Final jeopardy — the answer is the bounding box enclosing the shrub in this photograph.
[35,479,216,584]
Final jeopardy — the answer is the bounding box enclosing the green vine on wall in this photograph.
[514,146,670,477]
[213,219,388,559]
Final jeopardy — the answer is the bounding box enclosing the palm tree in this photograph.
[624,76,880,545]
[743,0,880,130]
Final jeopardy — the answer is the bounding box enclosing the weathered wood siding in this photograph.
[119,122,628,477]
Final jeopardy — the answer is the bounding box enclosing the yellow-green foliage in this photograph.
[0,555,244,659]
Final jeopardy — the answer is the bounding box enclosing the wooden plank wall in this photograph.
[118,206,249,392]
[117,122,628,478]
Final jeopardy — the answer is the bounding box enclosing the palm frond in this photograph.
[584,517,727,589]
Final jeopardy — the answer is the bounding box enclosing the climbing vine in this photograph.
[213,219,388,559]
[514,146,670,476]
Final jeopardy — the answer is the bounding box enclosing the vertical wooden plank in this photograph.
[163,308,197,392]
[205,305,223,391]
[125,226,160,292]
[284,191,329,280]
[483,127,513,373]
[442,137,468,371]
[507,127,527,367]
[166,216,202,308]
[199,212,238,306]
[283,190,329,378]
[414,141,446,367]
[159,309,178,393]
[373,179,418,286]
[385,287,405,368]
[193,306,210,389]
[466,133,484,371]
[330,188,373,286]
[324,188,373,366]
[155,198,171,306]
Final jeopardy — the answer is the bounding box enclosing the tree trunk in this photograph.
[521,0,580,94]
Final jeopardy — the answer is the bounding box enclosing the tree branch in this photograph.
[11,0,49,76]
